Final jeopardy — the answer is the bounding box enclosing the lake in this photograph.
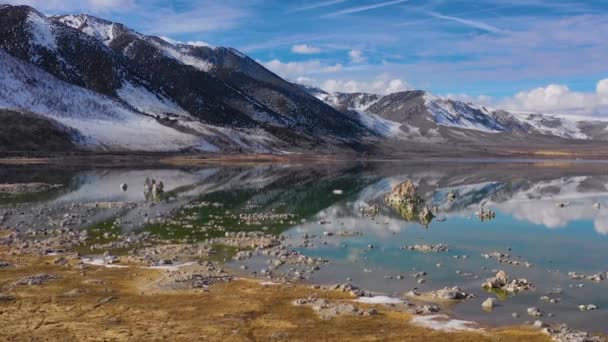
[1,160,608,333]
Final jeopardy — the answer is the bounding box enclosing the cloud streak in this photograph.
[324,0,408,17]
[288,0,348,13]
[291,44,321,54]
[427,11,506,34]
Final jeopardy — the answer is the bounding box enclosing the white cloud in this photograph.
[348,49,366,63]
[291,44,321,54]
[262,59,342,78]
[597,79,608,99]
[295,76,317,86]
[322,75,410,94]
[499,79,608,116]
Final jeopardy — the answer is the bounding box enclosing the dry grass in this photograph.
[0,246,551,342]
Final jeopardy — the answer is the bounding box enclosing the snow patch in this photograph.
[356,296,404,304]
[514,113,588,140]
[355,110,403,138]
[82,257,129,268]
[149,39,214,72]
[117,81,190,118]
[411,314,482,332]
[27,11,56,51]
[424,93,503,133]
[64,15,116,45]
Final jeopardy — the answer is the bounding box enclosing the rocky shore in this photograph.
[0,177,606,341]
[0,223,603,342]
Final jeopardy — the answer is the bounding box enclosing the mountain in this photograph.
[313,89,608,145]
[0,5,370,153]
[1,4,607,156]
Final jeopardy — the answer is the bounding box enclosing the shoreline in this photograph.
[4,153,608,168]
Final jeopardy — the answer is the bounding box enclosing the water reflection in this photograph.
[2,161,608,331]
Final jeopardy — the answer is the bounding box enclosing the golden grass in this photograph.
[0,247,552,342]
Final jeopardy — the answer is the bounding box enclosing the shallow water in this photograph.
[1,161,608,332]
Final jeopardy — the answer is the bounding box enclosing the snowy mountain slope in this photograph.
[313,87,608,142]
[52,12,366,138]
[0,50,202,151]
[423,93,504,133]
[0,4,371,153]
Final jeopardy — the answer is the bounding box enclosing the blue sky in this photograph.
[7,0,608,115]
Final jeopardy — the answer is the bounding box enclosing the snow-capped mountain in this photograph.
[0,5,369,152]
[1,4,608,154]
[313,88,608,143]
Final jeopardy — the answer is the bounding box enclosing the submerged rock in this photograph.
[403,244,448,253]
[527,307,543,317]
[482,298,497,310]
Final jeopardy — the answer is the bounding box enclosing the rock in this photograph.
[385,180,417,205]
[477,208,496,221]
[482,298,497,310]
[579,304,598,311]
[482,270,509,289]
[429,287,474,300]
[543,324,604,342]
[482,270,534,292]
[495,270,509,286]
[527,307,543,317]
[419,207,435,222]
[0,294,16,302]
[62,288,84,297]
[402,244,448,253]
[12,273,59,286]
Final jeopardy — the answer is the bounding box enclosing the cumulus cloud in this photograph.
[348,49,366,63]
[499,79,608,116]
[322,75,410,94]
[291,44,321,54]
[262,59,342,78]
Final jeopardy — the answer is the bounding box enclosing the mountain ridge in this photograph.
[1,4,607,155]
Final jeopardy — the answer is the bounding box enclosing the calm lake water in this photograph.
[2,161,608,332]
